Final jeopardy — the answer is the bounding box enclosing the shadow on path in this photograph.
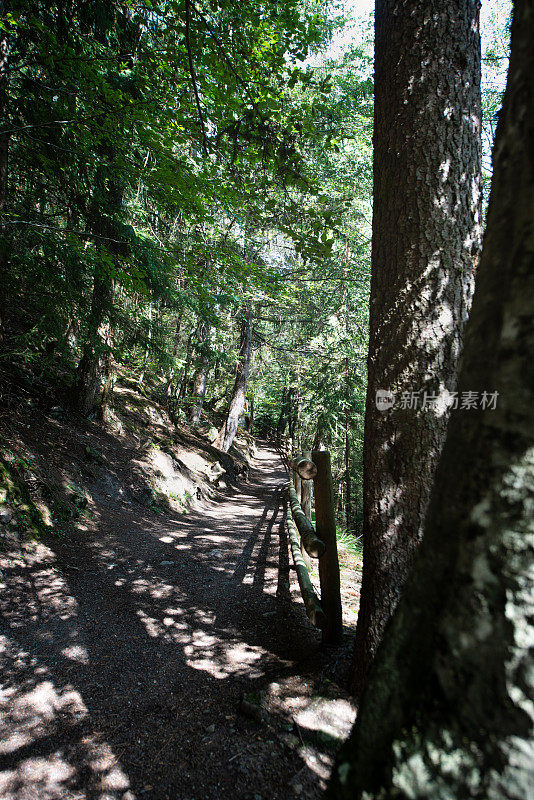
[0,445,324,800]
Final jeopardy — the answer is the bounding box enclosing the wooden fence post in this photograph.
[294,468,302,504]
[290,468,312,572]
[299,452,314,572]
[312,450,343,645]
[301,450,313,521]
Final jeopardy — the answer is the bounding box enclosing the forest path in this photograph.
[1,445,353,800]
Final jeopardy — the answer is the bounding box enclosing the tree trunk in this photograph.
[214,306,253,452]
[178,333,193,400]
[139,302,152,384]
[189,320,210,424]
[344,402,352,534]
[277,386,288,436]
[179,320,201,401]
[301,450,314,571]
[344,284,352,533]
[165,311,183,409]
[313,415,326,451]
[350,0,482,696]
[278,384,296,439]
[73,272,114,418]
[313,450,343,645]
[301,452,313,521]
[246,395,254,432]
[327,1,533,796]
[73,160,123,418]
[287,386,297,441]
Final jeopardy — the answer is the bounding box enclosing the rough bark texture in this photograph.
[189,320,210,424]
[327,1,534,796]
[350,0,482,696]
[215,307,253,452]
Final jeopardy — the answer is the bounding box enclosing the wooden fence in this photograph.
[284,449,343,645]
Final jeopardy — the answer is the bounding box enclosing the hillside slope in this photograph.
[0,364,256,545]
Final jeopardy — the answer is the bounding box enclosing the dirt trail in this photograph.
[1,445,354,800]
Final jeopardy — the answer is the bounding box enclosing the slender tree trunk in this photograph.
[277,386,288,436]
[73,160,123,418]
[73,272,114,417]
[287,386,297,441]
[344,282,352,533]
[344,408,352,532]
[215,306,253,452]
[328,4,534,794]
[300,451,313,572]
[189,320,210,424]
[350,0,482,696]
[139,302,152,384]
[301,452,313,521]
[166,311,183,409]
[247,395,254,432]
[178,328,195,401]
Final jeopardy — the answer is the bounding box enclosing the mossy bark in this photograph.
[327,1,534,796]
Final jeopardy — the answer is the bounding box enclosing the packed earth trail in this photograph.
[1,445,356,800]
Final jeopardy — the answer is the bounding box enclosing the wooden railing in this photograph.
[286,450,343,645]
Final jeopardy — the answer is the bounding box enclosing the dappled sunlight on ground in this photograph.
[0,637,134,799]
[1,446,352,799]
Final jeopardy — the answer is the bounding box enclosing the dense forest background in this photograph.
[0,0,510,537]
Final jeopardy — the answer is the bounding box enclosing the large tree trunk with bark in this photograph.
[350,0,482,696]
[214,307,253,452]
[189,320,210,424]
[327,2,534,796]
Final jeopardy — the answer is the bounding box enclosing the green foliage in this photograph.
[481,0,512,199]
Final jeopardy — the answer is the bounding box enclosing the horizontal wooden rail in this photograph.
[288,482,326,558]
[286,497,326,629]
